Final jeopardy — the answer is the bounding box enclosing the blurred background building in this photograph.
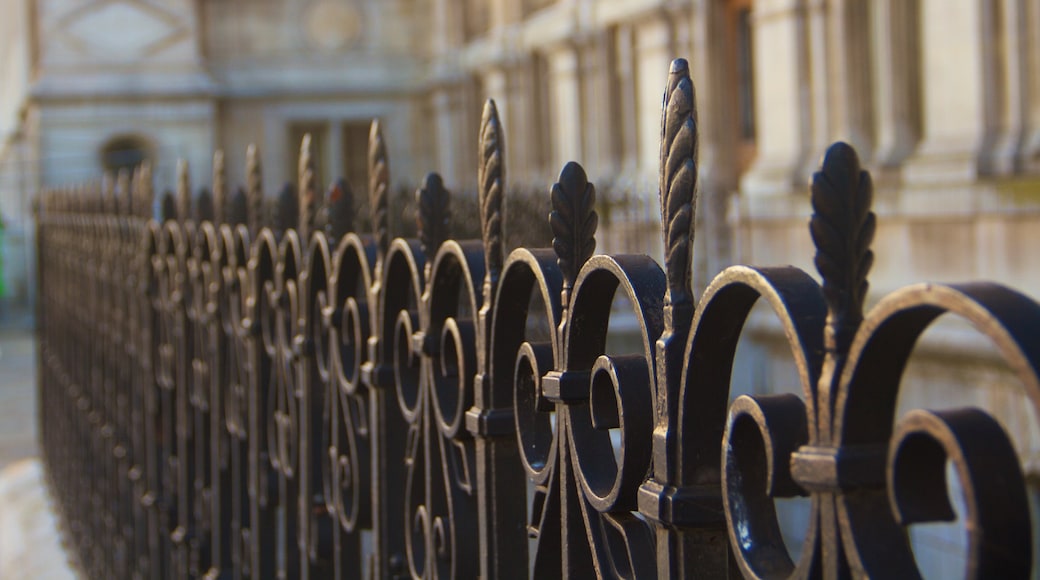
[1,0,1039,571]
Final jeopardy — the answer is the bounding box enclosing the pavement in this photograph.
[0,329,77,579]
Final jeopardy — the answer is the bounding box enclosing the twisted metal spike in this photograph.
[478,99,505,281]
[298,134,317,240]
[176,159,191,222]
[246,144,264,234]
[213,150,226,224]
[810,142,875,355]
[416,172,451,256]
[138,161,153,219]
[228,186,249,227]
[196,187,214,223]
[325,178,355,241]
[116,169,131,216]
[274,182,299,234]
[368,120,389,258]
[658,58,699,306]
[550,161,598,289]
[160,190,177,222]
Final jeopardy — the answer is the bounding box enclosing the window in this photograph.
[727,0,757,172]
[100,135,151,174]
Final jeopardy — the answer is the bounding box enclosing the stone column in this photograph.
[577,30,617,180]
[870,0,923,169]
[547,42,582,172]
[905,0,1000,183]
[741,0,812,195]
[1025,0,1040,172]
[988,0,1032,175]
[690,0,739,291]
[614,24,639,175]
[825,0,875,162]
[634,14,674,184]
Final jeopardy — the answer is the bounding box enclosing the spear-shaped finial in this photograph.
[478,100,505,285]
[325,178,355,241]
[550,161,597,290]
[658,58,699,307]
[810,142,875,355]
[416,172,451,256]
[368,120,389,259]
[246,144,263,234]
[176,159,191,222]
[298,134,317,240]
[213,150,226,224]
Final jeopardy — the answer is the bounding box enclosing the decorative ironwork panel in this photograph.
[35,57,1039,580]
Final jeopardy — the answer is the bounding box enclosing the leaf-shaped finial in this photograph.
[176,159,191,222]
[298,134,317,240]
[228,186,249,227]
[478,99,505,282]
[213,150,226,224]
[810,142,875,354]
[116,169,131,216]
[246,144,264,234]
[196,187,214,223]
[658,58,699,307]
[417,172,451,256]
[550,162,598,288]
[274,182,298,234]
[368,120,390,258]
[325,178,355,240]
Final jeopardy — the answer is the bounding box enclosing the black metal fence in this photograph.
[36,58,1039,579]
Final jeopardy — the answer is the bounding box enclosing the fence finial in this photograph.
[368,120,389,259]
[658,57,698,308]
[177,159,191,222]
[550,161,597,290]
[298,134,317,240]
[417,172,450,256]
[810,142,875,355]
[325,178,354,241]
[213,150,226,224]
[478,99,504,285]
[246,144,264,234]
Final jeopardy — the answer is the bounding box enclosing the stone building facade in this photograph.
[2,0,1040,570]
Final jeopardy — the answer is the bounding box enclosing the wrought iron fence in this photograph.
[36,58,1039,579]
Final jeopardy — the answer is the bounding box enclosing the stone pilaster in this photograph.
[690,0,739,291]
[870,0,923,169]
[741,0,813,195]
[905,0,1000,183]
[825,0,875,163]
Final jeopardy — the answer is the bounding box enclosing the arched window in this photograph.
[100,135,151,174]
